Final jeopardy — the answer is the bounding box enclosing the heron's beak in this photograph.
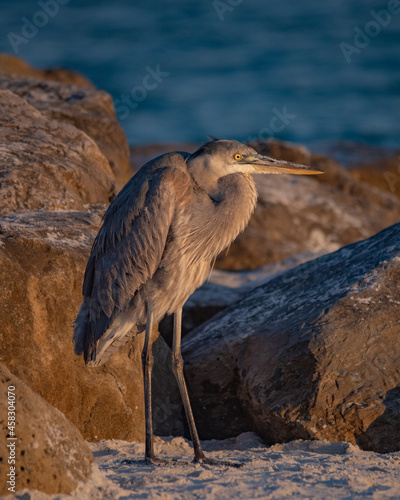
[242,154,323,175]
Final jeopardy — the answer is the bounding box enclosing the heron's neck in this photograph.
[197,175,221,199]
[180,171,258,264]
[187,156,224,199]
[216,172,258,217]
[206,172,258,256]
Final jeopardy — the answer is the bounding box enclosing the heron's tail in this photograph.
[73,300,140,367]
[73,299,96,364]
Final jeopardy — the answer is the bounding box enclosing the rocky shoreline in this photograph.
[0,54,399,496]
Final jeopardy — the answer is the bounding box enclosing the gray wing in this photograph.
[73,157,191,365]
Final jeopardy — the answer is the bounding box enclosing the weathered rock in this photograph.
[0,90,119,215]
[0,210,183,442]
[182,223,400,452]
[349,154,400,200]
[317,141,400,201]
[217,140,400,270]
[0,53,94,87]
[0,72,130,183]
[0,363,93,495]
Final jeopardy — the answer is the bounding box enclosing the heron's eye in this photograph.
[234,153,242,161]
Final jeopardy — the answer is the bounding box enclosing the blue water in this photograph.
[1,0,399,148]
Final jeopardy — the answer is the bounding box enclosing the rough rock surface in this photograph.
[0,90,118,215]
[0,210,183,442]
[0,53,94,87]
[216,140,400,270]
[0,363,93,495]
[349,154,400,200]
[0,72,130,183]
[182,223,400,452]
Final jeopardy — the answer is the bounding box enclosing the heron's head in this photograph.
[187,139,323,185]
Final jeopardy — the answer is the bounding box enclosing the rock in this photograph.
[182,223,400,452]
[0,71,130,183]
[0,53,94,87]
[312,141,400,200]
[0,363,93,495]
[0,90,118,215]
[216,140,400,270]
[0,210,183,442]
[349,154,400,200]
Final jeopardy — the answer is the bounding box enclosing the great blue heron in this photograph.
[73,139,322,465]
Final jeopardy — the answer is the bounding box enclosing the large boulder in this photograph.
[0,71,130,183]
[349,154,400,200]
[0,363,93,495]
[0,89,118,215]
[0,53,93,87]
[0,210,183,442]
[301,139,400,200]
[217,140,400,270]
[182,223,400,452]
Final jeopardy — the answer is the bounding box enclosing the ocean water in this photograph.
[0,0,399,148]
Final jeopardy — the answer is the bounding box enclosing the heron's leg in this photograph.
[172,308,206,462]
[142,305,161,464]
[172,308,243,468]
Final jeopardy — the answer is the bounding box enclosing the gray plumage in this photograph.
[73,138,322,465]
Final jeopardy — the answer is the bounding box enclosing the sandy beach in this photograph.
[7,433,400,499]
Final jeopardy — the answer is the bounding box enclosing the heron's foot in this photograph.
[144,454,171,466]
[194,454,244,468]
[144,454,195,466]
